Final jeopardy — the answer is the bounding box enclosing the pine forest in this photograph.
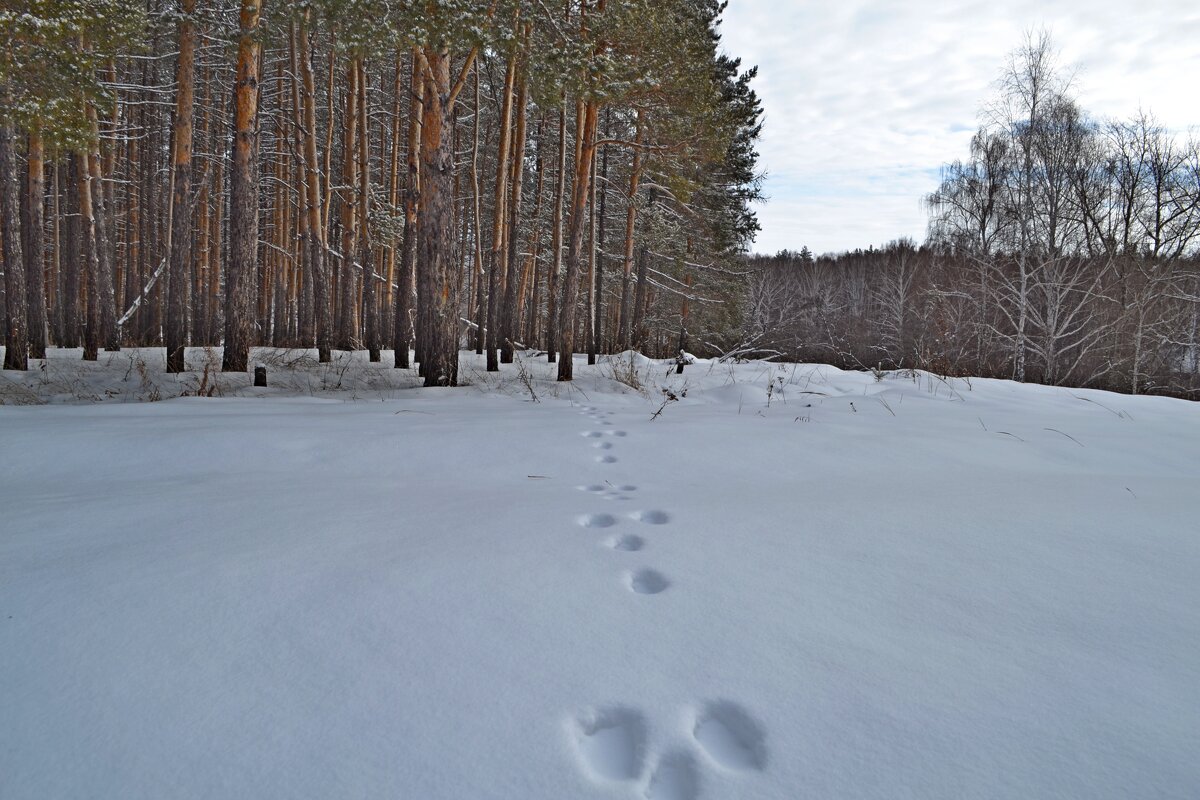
[0,0,763,385]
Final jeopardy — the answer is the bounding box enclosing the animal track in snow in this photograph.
[578,513,618,528]
[594,441,614,450]
[645,752,699,800]
[609,430,628,437]
[578,484,607,493]
[564,701,766,794]
[572,708,646,783]
[582,431,605,438]
[607,534,645,551]
[633,510,671,525]
[597,454,618,464]
[692,702,767,772]
[617,484,637,492]
[628,569,669,594]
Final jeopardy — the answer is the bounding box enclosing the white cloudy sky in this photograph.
[719,0,1200,255]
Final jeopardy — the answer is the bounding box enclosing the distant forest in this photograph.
[3,13,1197,400]
[748,33,1199,399]
[0,0,762,384]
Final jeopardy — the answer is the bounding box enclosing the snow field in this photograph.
[2,348,1199,798]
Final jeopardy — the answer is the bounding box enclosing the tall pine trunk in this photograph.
[485,49,516,372]
[288,22,313,346]
[25,126,48,359]
[166,0,197,372]
[500,26,530,363]
[222,0,261,372]
[62,156,82,349]
[384,54,404,348]
[336,59,359,351]
[546,99,566,362]
[86,104,119,352]
[416,46,475,386]
[394,51,420,369]
[298,12,329,363]
[79,139,101,361]
[1,118,27,370]
[594,117,610,354]
[51,161,63,346]
[193,67,213,345]
[207,117,224,347]
[556,98,599,381]
[521,113,547,346]
[555,0,605,380]
[359,59,380,362]
[617,109,644,349]
[586,137,598,364]
[471,64,485,355]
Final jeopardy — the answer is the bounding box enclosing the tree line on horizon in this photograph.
[747,32,1200,399]
[0,0,763,384]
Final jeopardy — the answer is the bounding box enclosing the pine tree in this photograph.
[222,0,262,372]
[166,0,198,372]
[0,0,770,382]
[1,115,27,371]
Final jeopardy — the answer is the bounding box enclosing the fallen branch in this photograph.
[117,255,168,327]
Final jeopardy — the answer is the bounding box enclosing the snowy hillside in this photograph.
[2,349,1198,799]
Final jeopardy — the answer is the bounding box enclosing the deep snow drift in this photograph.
[2,349,1198,799]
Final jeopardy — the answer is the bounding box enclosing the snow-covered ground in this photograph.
[2,348,1198,799]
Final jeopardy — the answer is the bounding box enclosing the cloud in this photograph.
[720,0,1200,254]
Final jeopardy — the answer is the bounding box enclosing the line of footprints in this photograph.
[569,405,767,799]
